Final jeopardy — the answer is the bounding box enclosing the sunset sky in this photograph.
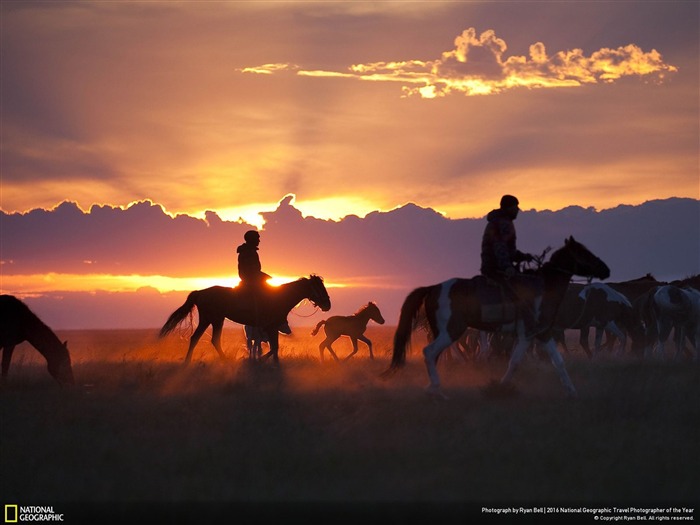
[1,1,698,328]
[2,1,697,224]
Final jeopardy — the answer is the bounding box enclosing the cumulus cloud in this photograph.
[240,27,677,98]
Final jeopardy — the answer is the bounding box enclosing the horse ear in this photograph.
[63,341,68,348]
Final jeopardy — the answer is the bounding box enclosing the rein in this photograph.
[290,300,321,317]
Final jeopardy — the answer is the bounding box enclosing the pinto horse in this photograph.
[632,284,698,361]
[0,295,74,385]
[159,275,330,364]
[554,282,633,358]
[382,237,610,398]
[311,301,385,361]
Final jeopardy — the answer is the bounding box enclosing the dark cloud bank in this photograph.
[1,196,698,329]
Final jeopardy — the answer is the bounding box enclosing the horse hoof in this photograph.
[425,385,449,400]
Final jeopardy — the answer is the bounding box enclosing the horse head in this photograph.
[367,302,385,325]
[47,340,75,386]
[549,236,610,281]
[307,275,331,311]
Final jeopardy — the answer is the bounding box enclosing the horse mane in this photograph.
[670,274,700,289]
[11,296,62,346]
[627,273,659,282]
[354,301,376,315]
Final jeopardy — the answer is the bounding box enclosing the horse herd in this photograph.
[1,237,699,399]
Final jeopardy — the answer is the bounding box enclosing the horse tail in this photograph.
[382,286,431,376]
[159,291,197,338]
[310,320,326,336]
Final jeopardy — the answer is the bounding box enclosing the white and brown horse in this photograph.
[554,282,633,358]
[382,237,610,398]
[632,284,699,361]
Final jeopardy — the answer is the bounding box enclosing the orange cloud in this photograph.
[241,27,677,98]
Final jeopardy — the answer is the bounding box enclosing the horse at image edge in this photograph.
[0,294,74,385]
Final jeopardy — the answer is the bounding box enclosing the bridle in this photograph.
[291,276,328,316]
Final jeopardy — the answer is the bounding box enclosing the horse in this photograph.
[159,275,331,364]
[682,286,700,361]
[382,236,610,398]
[632,284,698,361]
[311,301,385,361]
[0,295,74,385]
[244,321,292,360]
[553,282,633,358]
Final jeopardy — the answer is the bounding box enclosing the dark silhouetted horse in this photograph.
[383,237,610,399]
[159,275,330,364]
[311,301,385,361]
[0,295,74,385]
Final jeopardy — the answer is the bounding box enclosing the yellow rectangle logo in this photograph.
[5,505,18,523]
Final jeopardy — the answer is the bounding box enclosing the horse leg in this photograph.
[656,320,672,360]
[358,335,373,359]
[579,326,593,359]
[500,335,531,386]
[344,338,360,361]
[605,321,626,357]
[268,331,280,364]
[553,328,569,354]
[319,337,340,362]
[1,345,15,378]
[245,334,255,359]
[672,325,686,362]
[184,322,209,365]
[211,319,227,361]
[538,338,578,398]
[592,325,605,356]
[477,331,491,361]
[423,334,452,399]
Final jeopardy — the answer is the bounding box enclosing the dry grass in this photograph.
[2,326,699,521]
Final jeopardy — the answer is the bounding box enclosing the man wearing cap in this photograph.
[480,195,541,336]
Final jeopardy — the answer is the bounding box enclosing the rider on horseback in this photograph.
[236,230,291,332]
[237,230,271,286]
[480,195,543,337]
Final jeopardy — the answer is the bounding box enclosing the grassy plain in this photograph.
[1,326,698,523]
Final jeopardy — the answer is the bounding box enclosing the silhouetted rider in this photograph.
[480,195,542,336]
[236,230,291,333]
[480,194,534,280]
[237,230,271,286]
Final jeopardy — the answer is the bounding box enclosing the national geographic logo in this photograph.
[4,505,64,522]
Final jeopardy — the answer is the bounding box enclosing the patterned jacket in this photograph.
[480,208,529,278]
